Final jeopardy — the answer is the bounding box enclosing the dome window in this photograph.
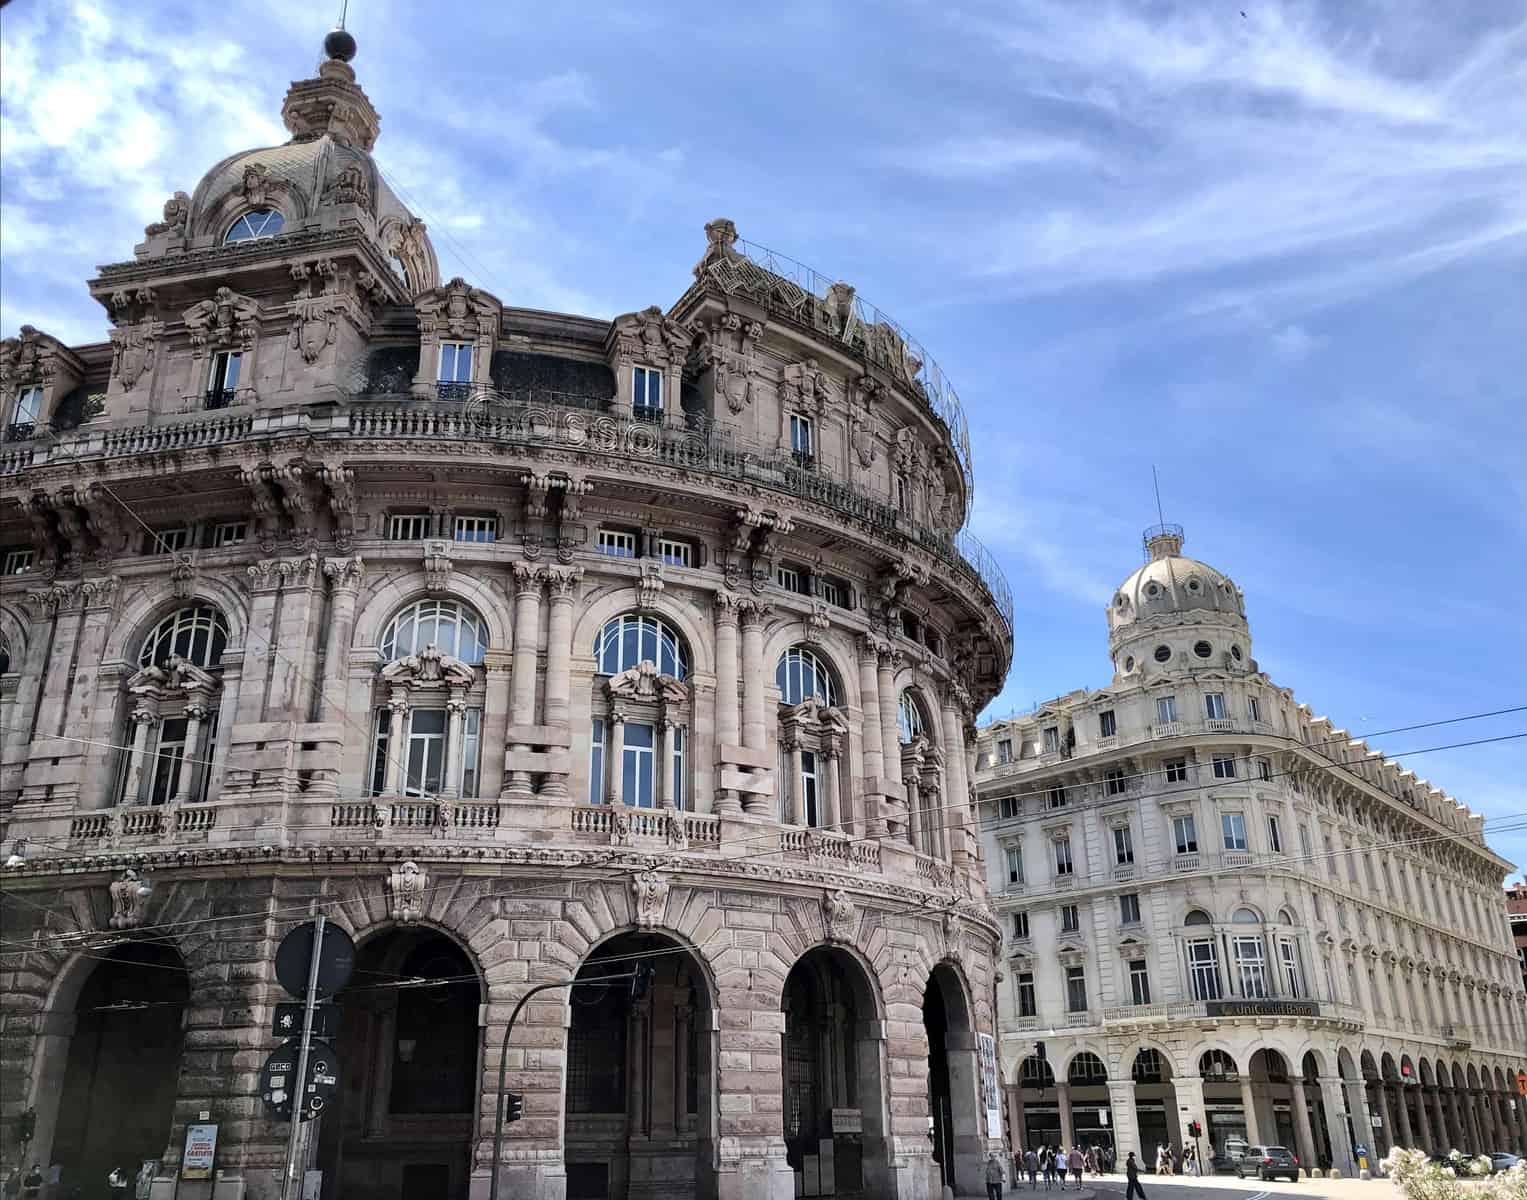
[1123,656,1135,673]
[1145,582,1162,598]
[1231,645,1243,662]
[1153,645,1171,664]
[1114,594,1128,610]
[1193,640,1212,659]
[224,209,285,244]
[1186,578,1202,593]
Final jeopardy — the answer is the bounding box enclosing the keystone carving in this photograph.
[822,889,856,942]
[183,287,260,357]
[381,644,475,689]
[108,320,164,391]
[636,561,665,610]
[605,661,687,706]
[422,540,453,591]
[108,869,151,930]
[780,359,832,415]
[387,860,428,923]
[631,868,670,928]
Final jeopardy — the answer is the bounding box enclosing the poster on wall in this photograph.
[181,1123,219,1182]
[977,1033,1003,1140]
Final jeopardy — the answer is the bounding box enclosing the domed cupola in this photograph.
[1106,525,1254,682]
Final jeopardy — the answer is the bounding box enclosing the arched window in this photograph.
[1184,909,1221,1001]
[139,605,229,669]
[224,209,285,243]
[0,634,10,675]
[776,647,838,706]
[593,614,689,679]
[1231,907,1260,924]
[897,690,926,743]
[1199,1049,1238,1079]
[380,598,486,666]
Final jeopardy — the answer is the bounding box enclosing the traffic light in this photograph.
[630,964,654,1001]
[1187,1121,1202,1139]
[504,1092,525,1124]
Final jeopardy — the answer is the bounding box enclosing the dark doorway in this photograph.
[52,942,188,1192]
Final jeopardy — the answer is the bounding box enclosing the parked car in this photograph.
[1236,1145,1300,1182]
[1488,1153,1521,1174]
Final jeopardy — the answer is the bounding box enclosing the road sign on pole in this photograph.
[272,1001,341,1040]
[260,1040,342,1120]
[278,916,343,1200]
[275,920,354,999]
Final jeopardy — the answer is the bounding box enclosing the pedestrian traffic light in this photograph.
[505,1092,524,1124]
[1187,1120,1202,1139]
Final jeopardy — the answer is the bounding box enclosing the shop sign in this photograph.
[1205,1000,1318,1019]
[978,1033,1003,1140]
[181,1123,218,1181]
[831,1109,863,1134]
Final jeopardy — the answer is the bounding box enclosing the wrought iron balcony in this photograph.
[632,404,663,424]
[435,381,472,402]
[204,388,237,410]
[3,421,37,443]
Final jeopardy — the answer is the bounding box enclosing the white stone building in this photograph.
[0,31,1013,1200]
[974,526,1527,1174]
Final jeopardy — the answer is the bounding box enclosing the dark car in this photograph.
[1237,1146,1300,1182]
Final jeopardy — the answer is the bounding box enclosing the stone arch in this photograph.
[101,577,250,665]
[1417,1058,1435,1088]
[760,624,862,712]
[353,569,511,656]
[1450,1062,1466,1090]
[1381,1052,1400,1083]
[1197,1046,1242,1078]
[1062,1046,1111,1083]
[894,681,942,748]
[1121,1039,1181,1082]
[1293,1044,1330,1078]
[0,601,28,666]
[188,151,314,242]
[925,958,982,1194]
[571,582,715,679]
[1360,1049,1380,1081]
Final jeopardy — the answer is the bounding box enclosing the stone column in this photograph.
[739,601,768,752]
[1516,1092,1527,1155]
[441,695,467,799]
[1375,1084,1396,1156]
[1108,1079,1140,1163]
[1174,1074,1207,1160]
[120,706,159,805]
[1290,1080,1318,1177]
[672,1002,693,1137]
[1444,1086,1464,1151]
[1056,1081,1075,1149]
[856,637,885,836]
[383,689,408,795]
[876,647,901,789]
[541,566,581,797]
[1318,1076,1356,1176]
[506,562,544,794]
[1435,1087,1458,1152]
[1393,1084,1414,1150]
[169,702,209,805]
[939,693,971,866]
[713,592,742,815]
[1241,1076,1265,1145]
[905,770,922,851]
[319,556,364,720]
[607,710,626,806]
[821,741,842,833]
[1413,1083,1435,1154]
[784,735,803,825]
[660,718,678,810]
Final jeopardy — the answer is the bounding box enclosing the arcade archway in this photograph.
[924,963,982,1196]
[316,927,483,1200]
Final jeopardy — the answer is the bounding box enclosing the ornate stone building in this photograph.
[0,32,1012,1200]
[974,527,1527,1173]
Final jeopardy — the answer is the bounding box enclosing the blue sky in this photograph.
[2,1,1523,872]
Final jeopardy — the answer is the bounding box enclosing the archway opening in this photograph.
[924,964,981,1196]
[1197,1050,1243,1158]
[564,932,715,1200]
[52,942,188,1191]
[782,946,886,1200]
[1130,1049,1174,1170]
[1065,1053,1112,1156]
[1301,1052,1334,1172]
[1248,1049,1296,1152]
[317,928,481,1200]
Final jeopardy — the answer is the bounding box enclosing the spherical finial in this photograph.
[324,27,357,62]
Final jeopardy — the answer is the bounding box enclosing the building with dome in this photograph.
[973,525,1527,1173]
[0,33,1014,1200]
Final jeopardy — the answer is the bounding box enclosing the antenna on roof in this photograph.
[1152,464,1166,528]
[338,0,350,28]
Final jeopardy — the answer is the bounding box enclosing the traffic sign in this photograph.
[275,921,355,999]
[272,1001,342,1040]
[261,1039,343,1121]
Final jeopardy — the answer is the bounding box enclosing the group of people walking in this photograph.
[985,1144,1113,1197]
[1152,1141,1201,1175]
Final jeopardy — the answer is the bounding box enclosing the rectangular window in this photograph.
[820,579,844,608]
[798,747,818,826]
[1042,726,1060,754]
[1017,972,1036,1017]
[1248,695,1263,723]
[633,365,663,413]
[13,385,43,425]
[1205,692,1227,720]
[453,515,498,543]
[3,549,35,575]
[672,725,687,811]
[1173,815,1198,854]
[1047,786,1067,809]
[150,527,192,554]
[1054,838,1074,877]
[1098,709,1116,738]
[789,413,813,461]
[370,707,391,796]
[1188,939,1222,1000]
[1156,696,1177,724]
[438,342,473,385]
[589,718,605,805]
[895,472,910,513]
[998,796,1019,820]
[1060,903,1079,933]
[1065,966,1087,1013]
[1279,938,1303,998]
[1005,846,1023,887]
[1256,756,1272,781]
[1129,960,1151,1006]
[404,709,447,796]
[149,716,189,806]
[459,707,482,798]
[1120,893,1141,925]
[658,538,692,568]
[996,739,1012,765]
[1267,815,1283,853]
[1221,812,1248,851]
[212,521,247,548]
[1114,825,1135,865]
[775,565,802,593]
[1212,753,1237,779]
[207,351,241,406]
[1234,935,1268,998]
[1164,757,1188,783]
[1299,825,1313,860]
[597,528,638,557]
[622,722,656,808]
[1013,912,1030,941]
[388,513,432,541]
[1104,768,1127,796]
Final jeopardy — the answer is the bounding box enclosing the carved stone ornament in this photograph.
[631,868,670,928]
[387,859,428,923]
[605,660,688,705]
[422,540,453,591]
[608,305,690,368]
[182,287,260,357]
[850,414,878,470]
[380,644,476,689]
[942,909,965,964]
[108,869,151,930]
[636,561,665,610]
[108,321,163,391]
[822,889,856,942]
[288,298,340,364]
[144,191,190,237]
[322,163,374,213]
[414,276,501,340]
[780,359,833,415]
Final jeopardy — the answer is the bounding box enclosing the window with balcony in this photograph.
[1173,815,1198,855]
[437,342,473,398]
[1120,893,1141,925]
[452,514,498,543]
[657,537,692,568]
[212,522,247,548]
[1065,966,1087,1013]
[1129,960,1151,1006]
[775,565,803,594]
[1221,812,1248,851]
[819,578,845,608]
[1016,971,1036,1017]
[1267,814,1283,853]
[1156,696,1177,724]
[1098,709,1116,738]
[1042,726,1060,754]
[789,413,814,466]
[8,385,43,439]
[207,351,241,408]
[1053,838,1074,877]
[1234,934,1268,998]
[1005,846,1023,887]
[590,614,692,809]
[388,513,432,541]
[1164,757,1188,784]
[3,548,35,575]
[1186,913,1222,1000]
[1013,912,1030,941]
[1047,786,1067,809]
[1211,753,1237,779]
[632,365,663,417]
[998,796,1019,820]
[1204,692,1227,720]
[1256,756,1272,781]
[1114,825,1134,865]
[1248,695,1263,723]
[1104,768,1127,796]
[148,527,192,554]
[597,528,638,558]
[1060,903,1079,933]
[894,471,909,513]
[996,739,1012,765]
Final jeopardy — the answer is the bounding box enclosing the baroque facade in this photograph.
[0,33,1013,1200]
[973,527,1527,1173]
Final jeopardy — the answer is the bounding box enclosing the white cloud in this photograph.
[1271,323,1319,359]
[878,135,1098,178]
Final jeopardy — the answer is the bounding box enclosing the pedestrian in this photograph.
[987,1152,1006,1200]
[1185,1144,1200,1177]
[1070,1147,1083,1189]
[1055,1147,1068,1189]
[20,1166,43,1200]
[108,1166,129,1198]
[1024,1148,1039,1190]
[1125,1152,1148,1200]
[1043,1147,1055,1190]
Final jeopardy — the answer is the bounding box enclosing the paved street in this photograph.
[1009,1172,1401,1200]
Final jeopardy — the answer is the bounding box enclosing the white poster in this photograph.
[181,1123,218,1181]
[978,1033,1003,1140]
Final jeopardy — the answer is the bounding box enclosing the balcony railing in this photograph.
[204,388,237,410]
[4,421,37,443]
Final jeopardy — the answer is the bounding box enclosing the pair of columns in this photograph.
[602,711,685,809]
[713,594,770,815]
[505,563,581,796]
[380,686,472,798]
[120,699,213,807]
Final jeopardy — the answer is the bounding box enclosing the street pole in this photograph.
[281,915,325,1200]
[487,969,639,1200]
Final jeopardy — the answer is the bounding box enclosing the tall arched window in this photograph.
[594,614,689,679]
[776,647,845,829]
[380,598,487,666]
[1184,909,1222,1001]
[589,614,692,808]
[1230,906,1267,997]
[139,605,228,669]
[897,690,926,743]
[776,647,837,706]
[224,209,285,243]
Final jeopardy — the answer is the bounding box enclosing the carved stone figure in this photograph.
[631,868,670,928]
[144,191,190,236]
[109,321,162,391]
[380,644,475,688]
[183,287,261,356]
[108,869,151,930]
[822,889,856,942]
[387,860,428,923]
[605,660,687,705]
[323,163,373,212]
